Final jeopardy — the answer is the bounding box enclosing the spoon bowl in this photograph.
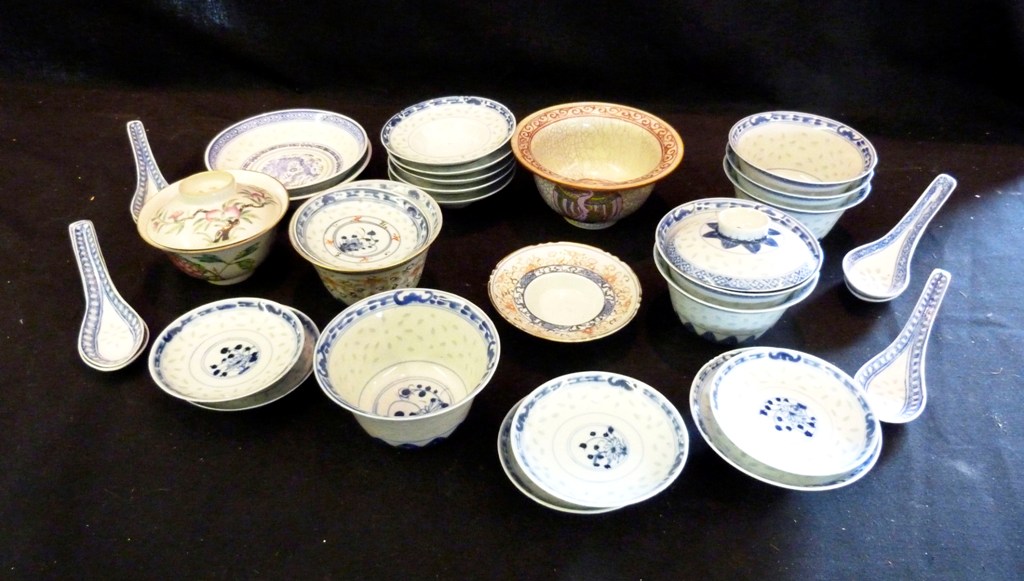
[855,269,951,423]
[70,220,149,370]
[842,174,956,301]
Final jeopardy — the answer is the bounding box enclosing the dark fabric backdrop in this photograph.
[1,2,1022,580]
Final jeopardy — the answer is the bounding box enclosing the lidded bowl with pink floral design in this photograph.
[136,169,289,284]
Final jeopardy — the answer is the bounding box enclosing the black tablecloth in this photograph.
[2,80,1021,579]
[2,2,1023,577]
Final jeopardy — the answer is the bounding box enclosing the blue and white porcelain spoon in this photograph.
[842,174,956,302]
[127,120,170,223]
[70,220,149,370]
[855,268,951,423]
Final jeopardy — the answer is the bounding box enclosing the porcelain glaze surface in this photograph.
[314,289,500,447]
[856,269,951,423]
[127,120,170,223]
[498,399,622,514]
[728,111,876,193]
[205,109,369,195]
[387,156,515,191]
[70,220,149,370]
[488,242,641,342]
[149,298,305,403]
[655,198,822,293]
[690,349,883,491]
[708,347,880,477]
[510,371,688,509]
[842,174,957,301]
[381,96,515,165]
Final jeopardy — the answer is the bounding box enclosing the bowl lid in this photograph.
[137,170,288,252]
[655,198,823,293]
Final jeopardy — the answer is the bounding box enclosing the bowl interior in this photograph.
[317,290,499,419]
[205,109,368,191]
[290,183,441,272]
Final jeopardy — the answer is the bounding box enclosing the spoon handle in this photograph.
[127,120,169,223]
[873,174,956,273]
[70,219,148,370]
[855,268,952,421]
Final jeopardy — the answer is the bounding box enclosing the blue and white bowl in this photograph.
[288,180,443,304]
[510,371,688,510]
[727,111,877,196]
[205,108,370,199]
[314,288,501,448]
[690,348,882,490]
[149,298,306,405]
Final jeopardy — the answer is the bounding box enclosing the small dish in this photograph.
[488,242,641,342]
[149,298,306,403]
[187,308,319,412]
[387,164,516,209]
[390,147,513,179]
[655,198,823,295]
[707,347,881,478]
[498,399,622,514]
[387,156,515,190]
[381,96,515,168]
[690,349,882,491]
[205,109,369,197]
[510,371,688,509]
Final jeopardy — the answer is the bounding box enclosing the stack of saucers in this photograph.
[654,198,823,344]
[498,371,689,513]
[148,298,318,411]
[689,347,883,491]
[723,111,877,239]
[382,96,517,208]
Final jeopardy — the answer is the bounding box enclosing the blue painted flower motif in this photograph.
[760,397,817,438]
[703,221,782,253]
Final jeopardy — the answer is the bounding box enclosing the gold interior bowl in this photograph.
[512,102,683,229]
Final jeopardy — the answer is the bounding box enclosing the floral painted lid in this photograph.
[137,170,289,251]
[655,198,823,293]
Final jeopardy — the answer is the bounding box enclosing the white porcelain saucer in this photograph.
[187,308,318,411]
[689,348,882,490]
[149,298,306,403]
[488,242,641,342]
[498,399,622,514]
[387,164,516,209]
[205,109,369,195]
[381,96,515,166]
[510,371,688,509]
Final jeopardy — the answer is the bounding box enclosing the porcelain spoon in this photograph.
[127,120,170,223]
[854,268,951,423]
[70,219,149,370]
[842,173,956,302]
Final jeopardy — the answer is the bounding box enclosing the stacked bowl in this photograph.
[654,198,823,344]
[382,96,517,208]
[498,371,689,513]
[722,111,878,238]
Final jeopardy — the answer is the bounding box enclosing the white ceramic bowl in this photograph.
[654,247,818,344]
[149,298,306,404]
[728,111,877,196]
[314,288,501,448]
[724,150,871,210]
[288,180,443,304]
[510,371,688,509]
[137,170,289,285]
[205,109,369,198]
[654,198,822,305]
[498,399,622,514]
[690,349,883,491]
[381,96,516,172]
[729,173,872,240]
[513,102,683,229]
